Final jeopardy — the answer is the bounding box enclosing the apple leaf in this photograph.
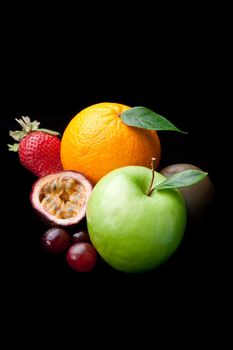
[154,170,208,190]
[121,106,187,133]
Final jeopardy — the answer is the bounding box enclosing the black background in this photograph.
[1,7,230,341]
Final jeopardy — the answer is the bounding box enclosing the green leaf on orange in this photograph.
[121,106,187,133]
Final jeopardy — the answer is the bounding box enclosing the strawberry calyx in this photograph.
[8,116,60,152]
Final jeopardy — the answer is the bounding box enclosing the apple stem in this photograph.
[147,158,156,196]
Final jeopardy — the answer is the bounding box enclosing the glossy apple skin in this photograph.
[160,164,214,225]
[86,166,186,273]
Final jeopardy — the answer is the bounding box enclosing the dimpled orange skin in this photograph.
[60,102,161,184]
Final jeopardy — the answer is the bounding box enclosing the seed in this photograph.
[41,194,54,207]
[69,192,82,204]
[50,178,64,195]
[50,179,58,192]
[47,196,62,215]
[42,182,51,194]
[55,202,65,218]
[62,202,77,218]
[75,184,84,192]
[65,179,76,194]
[54,201,64,219]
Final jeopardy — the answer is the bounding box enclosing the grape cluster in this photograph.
[41,226,97,272]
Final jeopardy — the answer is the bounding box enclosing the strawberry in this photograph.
[8,116,63,177]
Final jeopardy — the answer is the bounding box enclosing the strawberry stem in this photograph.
[38,128,60,136]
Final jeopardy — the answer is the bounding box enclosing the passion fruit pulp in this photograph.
[30,171,93,227]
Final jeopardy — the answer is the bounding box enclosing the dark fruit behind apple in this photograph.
[160,164,214,225]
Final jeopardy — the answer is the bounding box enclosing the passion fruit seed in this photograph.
[40,177,86,219]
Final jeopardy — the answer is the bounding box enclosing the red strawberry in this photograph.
[8,116,63,177]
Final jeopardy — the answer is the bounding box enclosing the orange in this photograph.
[60,102,161,184]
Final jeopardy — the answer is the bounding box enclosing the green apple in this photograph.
[86,165,187,273]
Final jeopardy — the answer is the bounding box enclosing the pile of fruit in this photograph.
[8,103,214,273]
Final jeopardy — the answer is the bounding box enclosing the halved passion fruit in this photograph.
[30,171,93,227]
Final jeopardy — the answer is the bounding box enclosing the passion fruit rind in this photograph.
[30,171,93,228]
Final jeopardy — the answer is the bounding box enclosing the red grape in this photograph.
[66,243,97,272]
[41,228,71,254]
[72,230,90,244]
